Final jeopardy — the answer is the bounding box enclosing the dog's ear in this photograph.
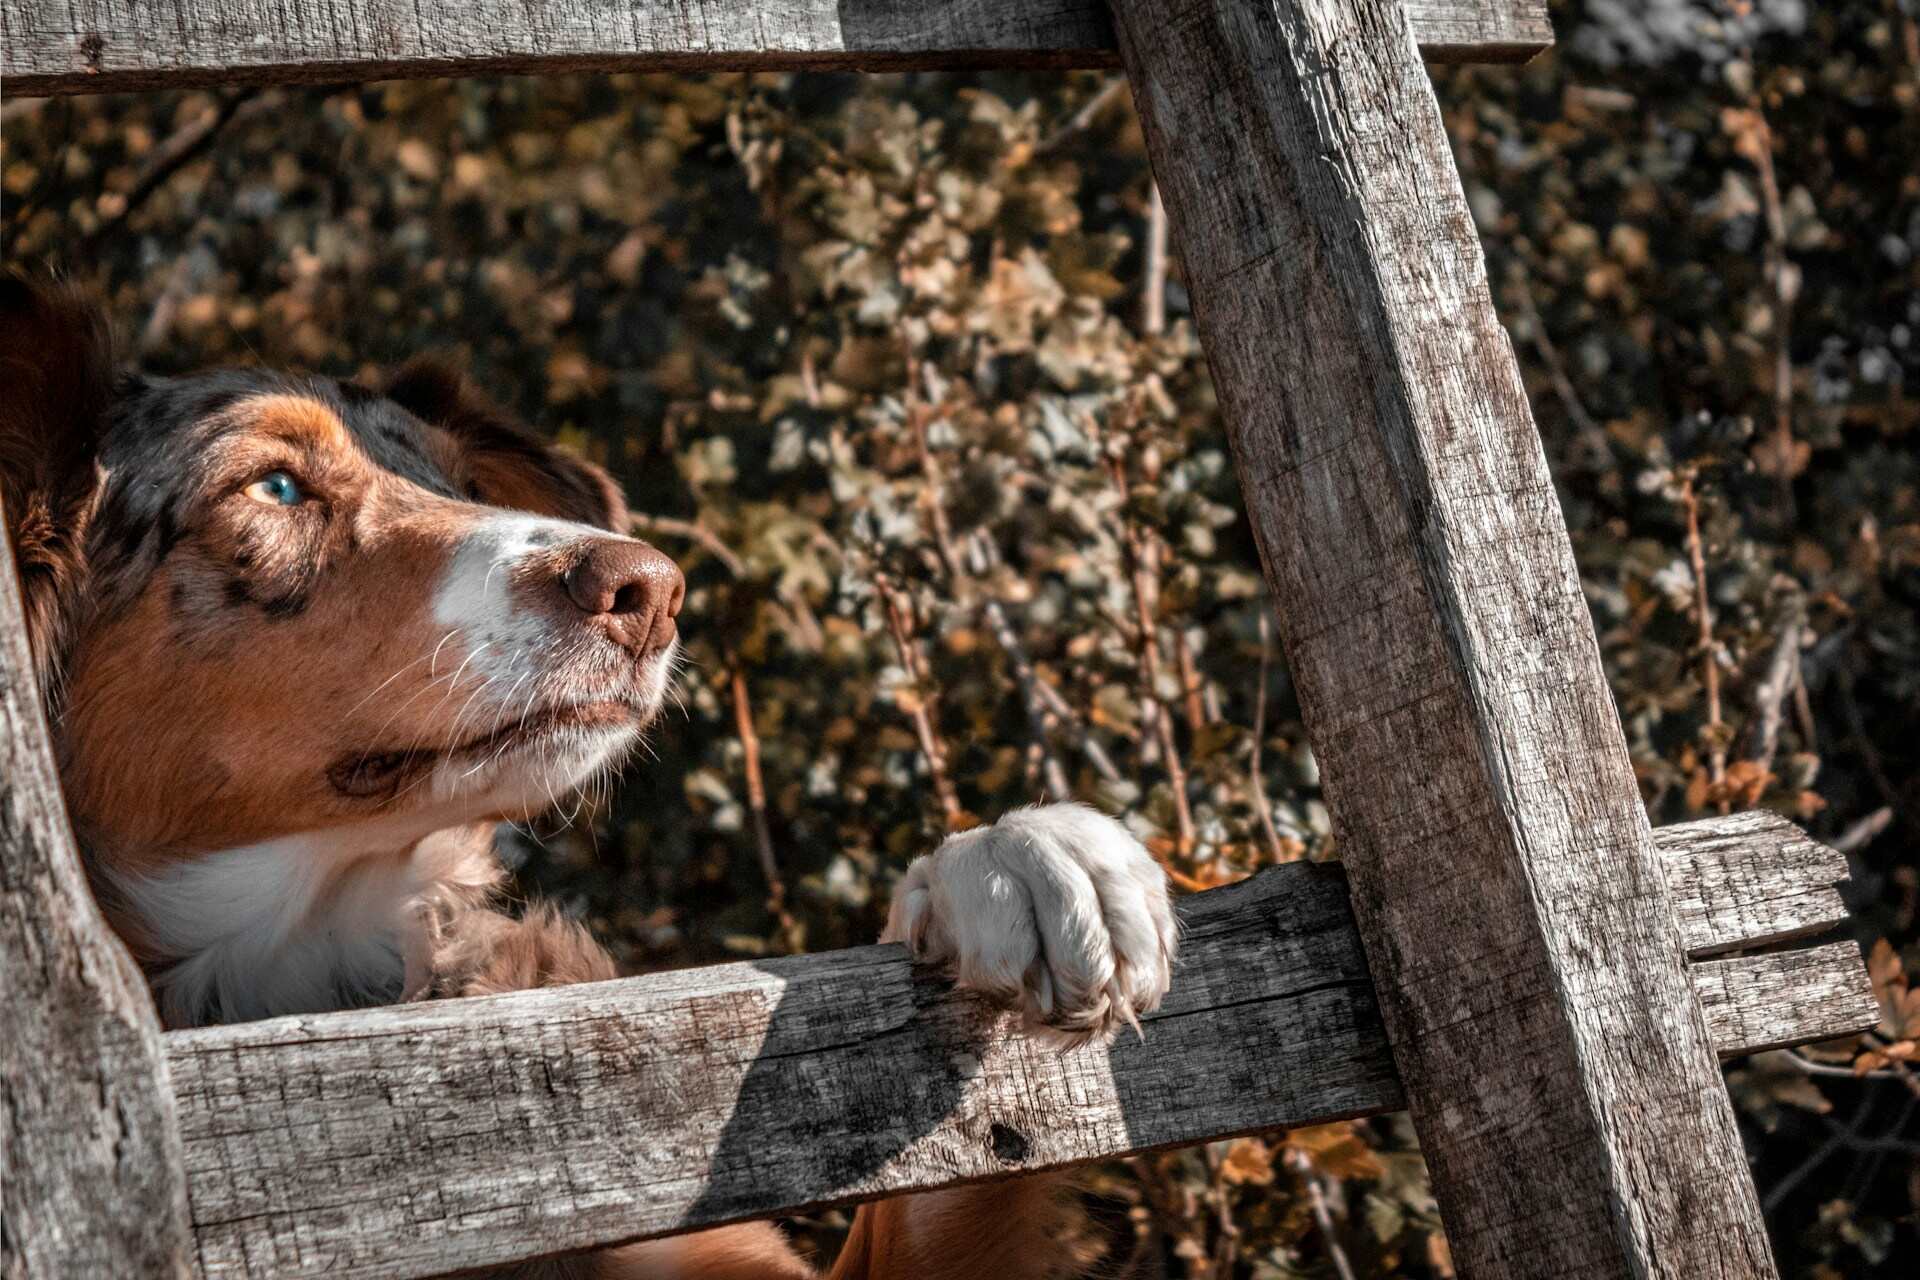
[384,356,628,532]
[0,273,119,694]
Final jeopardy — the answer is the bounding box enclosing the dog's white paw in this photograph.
[883,803,1177,1047]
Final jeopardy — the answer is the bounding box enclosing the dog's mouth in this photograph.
[327,698,642,801]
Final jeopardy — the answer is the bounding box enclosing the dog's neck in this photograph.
[97,823,502,1030]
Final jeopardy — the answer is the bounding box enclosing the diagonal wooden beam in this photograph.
[1107,1,1787,1276]
[0,1,1550,96]
[162,816,1869,1279]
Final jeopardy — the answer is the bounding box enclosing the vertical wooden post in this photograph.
[1109,2,1777,1277]
[0,537,194,1278]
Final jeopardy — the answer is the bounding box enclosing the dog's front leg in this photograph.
[829,803,1179,1280]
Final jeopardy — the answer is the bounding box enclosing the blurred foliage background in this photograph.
[5,0,1919,1275]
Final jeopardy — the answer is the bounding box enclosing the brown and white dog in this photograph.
[0,275,1177,1280]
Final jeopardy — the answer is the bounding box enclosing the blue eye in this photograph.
[244,470,303,506]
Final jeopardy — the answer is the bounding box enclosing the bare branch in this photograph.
[1680,473,1727,809]
[81,88,267,257]
[964,538,1073,799]
[729,666,800,950]
[632,514,745,578]
[1744,600,1804,776]
[1172,625,1208,735]
[1745,92,1799,527]
[1031,676,1125,786]
[1036,76,1129,155]
[1248,609,1289,863]
[1832,806,1893,855]
[1123,519,1195,853]
[876,575,963,824]
[1288,1149,1359,1280]
[1508,263,1610,469]
[1141,181,1169,337]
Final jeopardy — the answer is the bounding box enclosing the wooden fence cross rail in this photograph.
[167,814,1868,1279]
[0,1,1553,96]
[0,2,1887,1279]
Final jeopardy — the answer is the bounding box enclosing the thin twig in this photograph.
[1680,473,1728,810]
[1098,406,1195,852]
[1739,88,1798,525]
[1032,677,1125,785]
[1833,806,1894,855]
[1510,264,1611,469]
[1172,625,1208,735]
[904,354,969,597]
[80,88,266,257]
[1763,1095,1881,1214]
[1248,610,1288,863]
[966,539,1072,799]
[1288,1150,1359,1280]
[1200,1145,1240,1278]
[1037,76,1129,154]
[1744,601,1804,776]
[1791,659,1818,754]
[1781,1048,1920,1095]
[1141,181,1169,337]
[903,366,1068,797]
[730,667,800,951]
[1125,520,1196,853]
[632,514,745,577]
[876,576,963,824]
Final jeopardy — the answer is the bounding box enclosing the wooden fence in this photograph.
[0,3,1880,1279]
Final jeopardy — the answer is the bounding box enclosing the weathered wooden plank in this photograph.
[0,0,1550,96]
[0,539,196,1278]
[1658,809,1853,959]
[165,865,1388,1279]
[1108,2,1780,1277]
[159,817,1867,1279]
[1694,943,1880,1059]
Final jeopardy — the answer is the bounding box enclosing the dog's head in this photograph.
[1,276,682,869]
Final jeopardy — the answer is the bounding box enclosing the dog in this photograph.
[0,275,1177,1280]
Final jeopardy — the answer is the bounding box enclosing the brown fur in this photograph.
[0,272,115,695]
[1,278,1094,1280]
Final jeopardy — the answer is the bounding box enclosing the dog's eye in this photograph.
[244,470,303,507]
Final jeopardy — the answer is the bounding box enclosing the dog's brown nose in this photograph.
[563,540,684,656]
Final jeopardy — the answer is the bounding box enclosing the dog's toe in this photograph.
[883,802,1177,1047]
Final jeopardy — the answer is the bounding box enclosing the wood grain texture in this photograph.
[1693,943,1881,1059]
[159,818,1867,1278]
[0,542,195,1279]
[0,0,1551,95]
[1659,809,1853,958]
[1108,2,1780,1277]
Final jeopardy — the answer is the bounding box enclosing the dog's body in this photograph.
[0,277,1176,1280]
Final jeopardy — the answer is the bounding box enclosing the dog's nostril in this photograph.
[562,539,685,654]
[610,581,650,616]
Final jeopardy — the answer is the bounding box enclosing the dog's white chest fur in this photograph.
[107,825,499,1028]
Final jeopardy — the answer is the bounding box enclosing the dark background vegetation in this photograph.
[4,1,1918,1274]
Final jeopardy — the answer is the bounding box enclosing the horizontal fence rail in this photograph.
[0,1,1553,95]
[165,811,1870,1279]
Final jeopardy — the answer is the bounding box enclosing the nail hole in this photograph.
[989,1122,1030,1164]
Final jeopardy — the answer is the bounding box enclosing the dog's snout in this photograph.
[562,540,684,656]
